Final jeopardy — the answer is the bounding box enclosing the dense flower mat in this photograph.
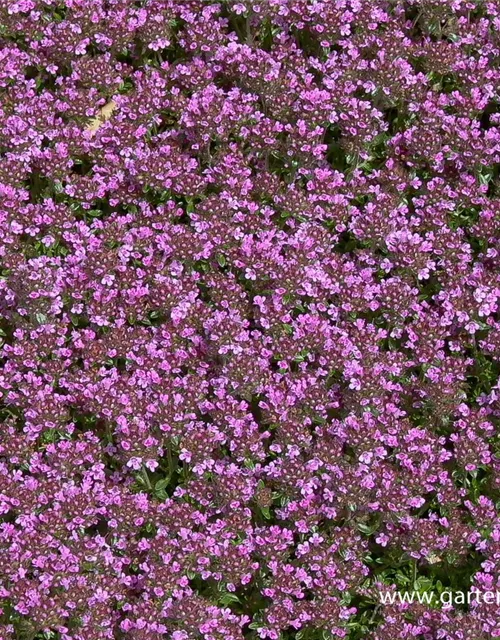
[0,0,500,638]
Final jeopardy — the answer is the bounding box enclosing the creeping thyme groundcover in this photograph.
[1,0,500,638]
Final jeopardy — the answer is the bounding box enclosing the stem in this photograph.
[166,441,174,478]
[141,465,153,491]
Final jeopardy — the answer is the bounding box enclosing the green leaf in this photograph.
[217,254,227,267]
[155,478,170,492]
[219,593,241,606]
[260,506,271,519]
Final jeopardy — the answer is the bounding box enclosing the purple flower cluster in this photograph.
[1,1,500,638]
